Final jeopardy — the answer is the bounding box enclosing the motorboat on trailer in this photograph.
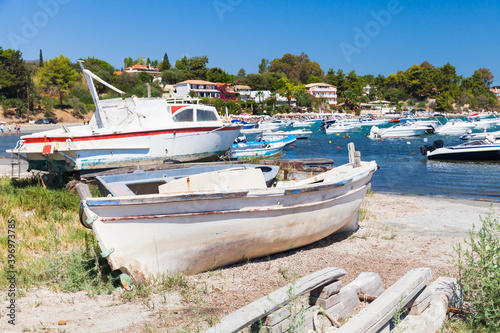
[76,147,377,280]
[7,61,241,172]
[421,134,500,161]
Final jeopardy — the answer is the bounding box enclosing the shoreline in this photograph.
[1,191,498,332]
[1,160,498,204]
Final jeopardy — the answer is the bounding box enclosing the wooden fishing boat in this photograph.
[77,149,377,281]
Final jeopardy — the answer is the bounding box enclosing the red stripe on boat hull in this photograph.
[23,126,241,144]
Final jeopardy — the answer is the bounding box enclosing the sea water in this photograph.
[1,126,499,202]
[283,125,500,202]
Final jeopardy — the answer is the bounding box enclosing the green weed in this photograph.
[452,210,500,332]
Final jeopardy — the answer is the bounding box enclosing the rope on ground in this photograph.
[307,309,341,333]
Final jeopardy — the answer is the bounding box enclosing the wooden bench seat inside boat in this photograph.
[158,167,267,194]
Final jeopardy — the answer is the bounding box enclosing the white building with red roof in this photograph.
[124,64,160,75]
[305,83,337,105]
[175,80,220,99]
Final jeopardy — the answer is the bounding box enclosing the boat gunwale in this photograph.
[94,182,371,222]
[84,162,377,207]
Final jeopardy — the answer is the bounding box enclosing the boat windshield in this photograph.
[173,109,194,122]
[197,109,218,121]
[460,140,488,147]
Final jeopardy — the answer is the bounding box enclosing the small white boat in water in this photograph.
[460,129,500,141]
[227,143,284,159]
[266,129,312,139]
[469,117,499,130]
[290,120,313,128]
[77,148,377,280]
[360,118,389,127]
[324,122,355,134]
[368,122,428,138]
[434,119,476,135]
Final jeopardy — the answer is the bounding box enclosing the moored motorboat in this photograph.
[290,120,313,128]
[434,119,476,135]
[421,134,500,161]
[77,147,377,280]
[266,129,312,140]
[368,122,428,138]
[360,118,389,127]
[469,117,499,130]
[227,141,285,159]
[7,62,241,172]
[256,133,296,149]
[324,122,355,134]
[460,130,500,141]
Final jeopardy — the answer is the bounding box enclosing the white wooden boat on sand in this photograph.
[77,147,377,281]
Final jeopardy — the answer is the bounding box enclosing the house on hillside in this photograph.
[234,85,251,100]
[490,87,500,98]
[305,83,337,105]
[175,80,220,99]
[124,64,160,75]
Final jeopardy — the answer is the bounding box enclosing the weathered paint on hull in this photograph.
[81,162,376,280]
[18,128,240,172]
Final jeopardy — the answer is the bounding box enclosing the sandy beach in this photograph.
[1,191,498,332]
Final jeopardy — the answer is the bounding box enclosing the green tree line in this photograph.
[0,46,498,120]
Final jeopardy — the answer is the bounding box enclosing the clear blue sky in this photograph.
[1,0,499,84]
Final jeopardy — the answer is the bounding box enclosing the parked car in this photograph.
[34,118,58,124]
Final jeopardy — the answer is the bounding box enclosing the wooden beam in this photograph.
[75,183,92,200]
[335,268,432,333]
[205,267,346,333]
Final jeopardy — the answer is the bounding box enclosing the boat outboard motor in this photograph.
[420,139,444,155]
[433,140,444,149]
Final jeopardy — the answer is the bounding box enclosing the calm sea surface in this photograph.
[1,124,499,202]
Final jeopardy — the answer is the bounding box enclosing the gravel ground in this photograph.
[1,192,498,332]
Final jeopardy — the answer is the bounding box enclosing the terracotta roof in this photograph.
[235,85,251,90]
[176,80,217,85]
[305,82,336,88]
[124,64,159,71]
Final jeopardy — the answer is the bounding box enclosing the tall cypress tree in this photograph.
[39,49,43,67]
[160,52,171,71]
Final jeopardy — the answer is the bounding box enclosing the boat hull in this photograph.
[427,145,500,161]
[13,126,241,172]
[81,162,377,279]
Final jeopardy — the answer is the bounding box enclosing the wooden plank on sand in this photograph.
[205,267,346,333]
[335,267,432,333]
